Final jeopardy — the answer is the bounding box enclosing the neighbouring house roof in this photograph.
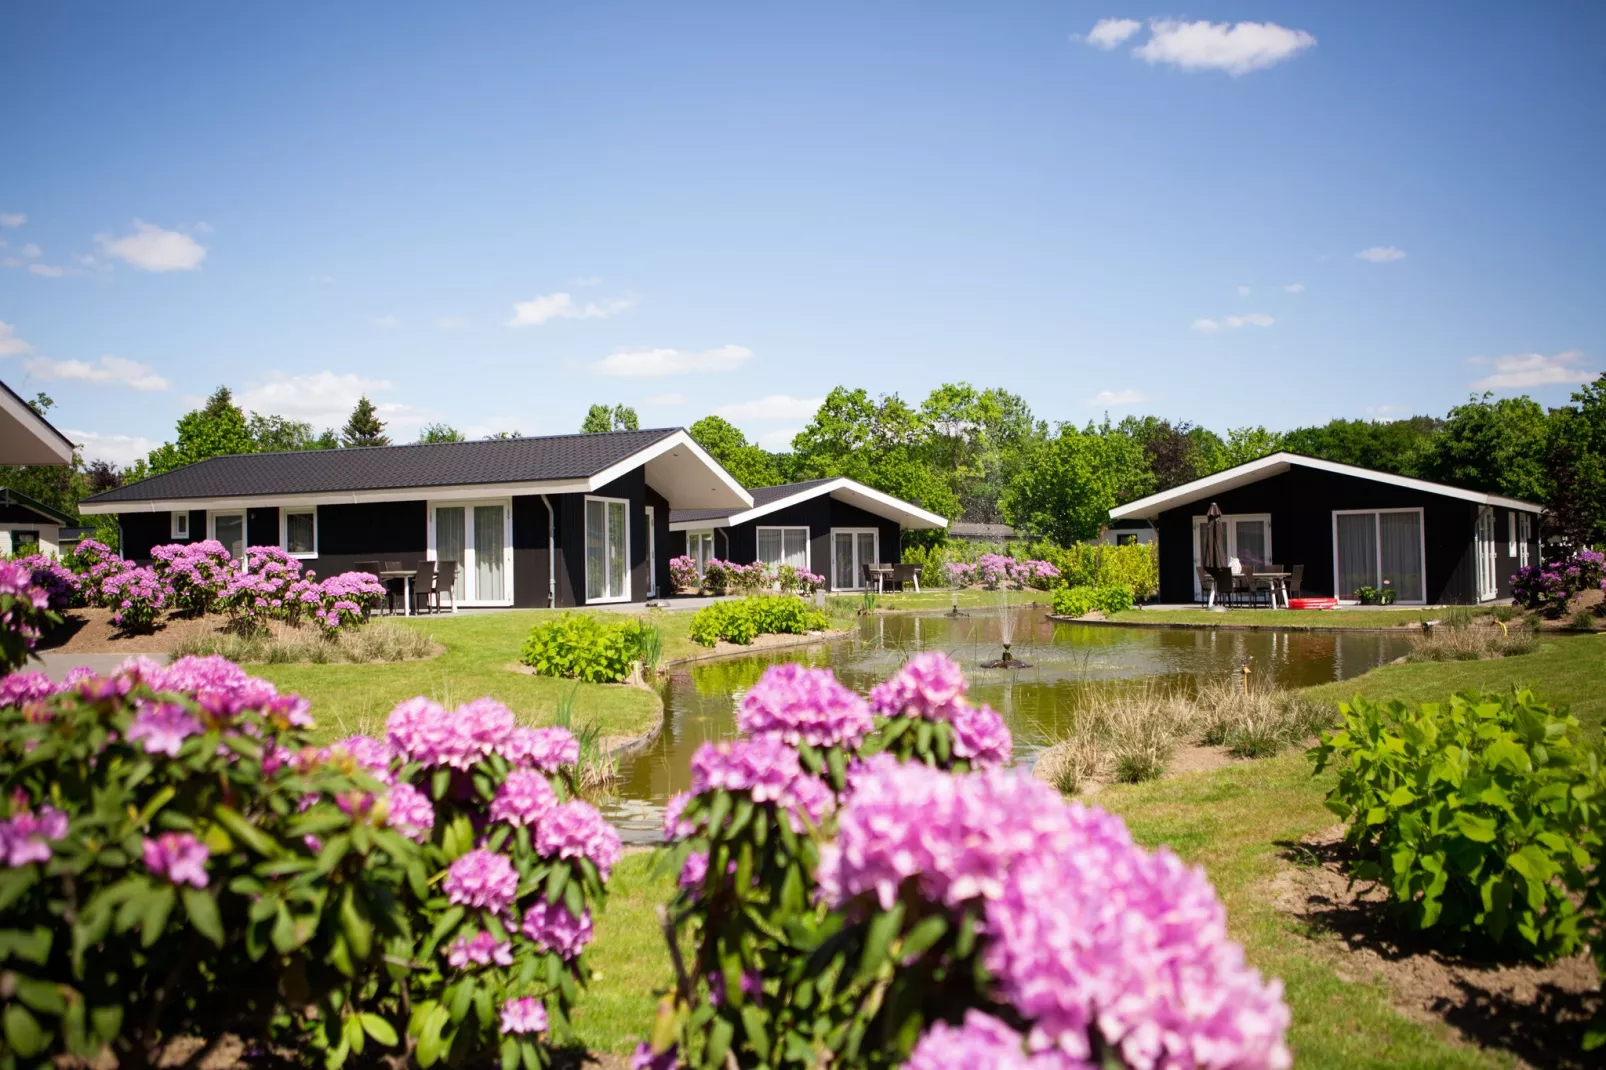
[0,487,77,527]
[78,428,753,514]
[1109,451,1544,522]
[669,476,948,532]
[0,379,76,466]
[948,522,1020,540]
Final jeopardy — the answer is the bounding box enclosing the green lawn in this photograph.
[250,609,665,746]
[1106,606,1495,629]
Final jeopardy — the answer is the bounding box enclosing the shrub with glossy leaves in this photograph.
[521,612,647,683]
[67,538,123,606]
[150,539,234,615]
[1310,689,1603,960]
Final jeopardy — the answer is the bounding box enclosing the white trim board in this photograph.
[1110,452,1543,521]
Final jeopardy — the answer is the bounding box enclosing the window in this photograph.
[429,500,513,605]
[281,509,317,557]
[757,526,809,570]
[1518,513,1532,568]
[171,512,190,540]
[211,512,245,560]
[1189,513,1272,597]
[830,528,879,590]
[1508,512,1517,557]
[686,530,715,575]
[585,496,630,603]
[7,530,39,554]
[1116,533,1138,547]
[1333,508,1426,604]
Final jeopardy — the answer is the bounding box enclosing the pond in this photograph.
[597,607,1413,839]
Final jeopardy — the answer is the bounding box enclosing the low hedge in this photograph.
[688,595,830,648]
[1051,583,1134,618]
[521,613,648,683]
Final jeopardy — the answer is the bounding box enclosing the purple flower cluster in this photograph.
[499,997,548,1036]
[490,769,558,828]
[905,1011,1034,1070]
[0,804,68,866]
[534,800,623,879]
[142,831,211,888]
[127,701,204,756]
[135,655,308,726]
[689,736,835,832]
[521,898,595,958]
[976,553,1013,590]
[151,540,234,615]
[630,1043,678,1070]
[311,571,387,631]
[386,782,436,841]
[0,671,64,709]
[943,561,977,586]
[776,564,826,594]
[870,652,1012,768]
[669,554,703,591]
[737,663,873,750]
[444,849,520,912]
[69,538,122,604]
[820,759,1290,1069]
[102,565,170,631]
[385,695,516,769]
[447,930,514,969]
[503,725,580,771]
[15,553,80,611]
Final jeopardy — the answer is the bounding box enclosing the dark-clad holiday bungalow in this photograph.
[668,477,948,590]
[1109,452,1544,606]
[77,429,750,608]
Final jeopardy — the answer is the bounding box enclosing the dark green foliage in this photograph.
[1309,690,1603,961]
[521,613,647,683]
[1417,393,1551,503]
[341,396,391,448]
[688,416,786,488]
[1280,416,1441,475]
[581,405,639,433]
[417,423,466,444]
[688,596,829,648]
[1000,421,1152,546]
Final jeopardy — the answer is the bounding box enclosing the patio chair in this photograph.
[1206,567,1235,608]
[1288,564,1304,598]
[890,562,922,592]
[381,560,406,615]
[412,560,438,614]
[1233,566,1262,608]
[432,560,458,614]
[861,562,890,593]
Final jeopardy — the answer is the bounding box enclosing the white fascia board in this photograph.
[724,477,949,529]
[587,430,753,509]
[667,517,734,532]
[76,478,590,516]
[0,385,75,465]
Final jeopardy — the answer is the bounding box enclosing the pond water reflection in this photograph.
[598,608,1412,839]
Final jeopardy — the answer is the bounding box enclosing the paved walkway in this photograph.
[33,651,169,681]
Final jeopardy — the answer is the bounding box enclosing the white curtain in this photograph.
[1336,513,1377,598]
[834,532,855,588]
[585,500,606,601]
[474,505,505,601]
[757,529,783,566]
[1378,512,1423,602]
[607,500,627,598]
[783,529,808,568]
[1234,520,1267,568]
[436,507,466,600]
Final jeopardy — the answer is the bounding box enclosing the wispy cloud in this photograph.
[236,370,421,430]
[28,264,65,278]
[1236,285,1251,297]
[1284,282,1305,293]
[96,219,208,271]
[1469,349,1597,390]
[65,429,158,468]
[0,213,24,228]
[714,394,824,421]
[23,355,169,391]
[1088,389,1149,406]
[589,344,753,378]
[0,322,34,357]
[434,316,470,330]
[19,244,40,259]
[647,392,687,406]
[1355,246,1406,263]
[372,315,403,329]
[1133,19,1316,76]
[1077,18,1141,50]
[758,428,800,451]
[507,291,633,327]
[1193,313,1274,332]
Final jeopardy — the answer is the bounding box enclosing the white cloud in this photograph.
[65,429,158,468]
[28,264,64,278]
[571,276,602,287]
[1469,349,1597,390]
[589,344,753,378]
[372,315,403,329]
[1088,389,1149,406]
[758,428,800,452]
[1134,19,1316,76]
[23,355,169,391]
[1080,18,1141,50]
[714,394,824,421]
[0,322,34,357]
[434,316,470,330]
[1366,404,1407,419]
[1236,284,1251,297]
[1285,282,1305,293]
[96,220,207,271]
[0,213,24,228]
[1355,246,1406,263]
[507,291,633,327]
[19,243,40,258]
[235,370,420,429]
[647,392,687,406]
[1194,312,1274,332]
[1192,318,1222,333]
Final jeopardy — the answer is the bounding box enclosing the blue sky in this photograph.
[2,2,1603,466]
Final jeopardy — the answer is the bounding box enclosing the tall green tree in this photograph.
[145,387,256,474]
[791,388,958,518]
[341,396,391,448]
[1199,426,1286,473]
[918,383,1043,522]
[688,416,783,488]
[1418,393,1551,502]
[247,413,336,452]
[580,405,639,433]
[1000,421,1153,546]
[1280,416,1440,474]
[417,423,466,443]
[1544,375,1606,548]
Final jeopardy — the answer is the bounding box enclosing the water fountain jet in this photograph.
[980,582,1031,669]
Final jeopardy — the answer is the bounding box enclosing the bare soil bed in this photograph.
[1272,824,1602,1068]
[38,607,227,654]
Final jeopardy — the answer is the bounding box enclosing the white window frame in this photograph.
[1518,513,1532,568]
[686,529,715,575]
[279,508,318,559]
[582,494,632,604]
[1475,505,1498,602]
[1189,513,1273,600]
[210,511,246,557]
[1330,507,1428,605]
[756,525,811,572]
[426,498,515,607]
[171,512,190,540]
[829,527,880,590]
[644,505,657,598]
[1507,512,1517,557]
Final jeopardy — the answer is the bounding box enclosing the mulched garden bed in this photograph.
[38,607,231,654]
[1272,824,1601,1068]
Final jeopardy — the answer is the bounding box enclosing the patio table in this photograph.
[379,568,419,617]
[1254,571,1292,609]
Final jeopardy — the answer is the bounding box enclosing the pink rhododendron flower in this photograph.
[631,1042,679,1070]
[534,800,622,879]
[904,1011,1036,1070]
[499,997,548,1036]
[521,897,595,959]
[678,851,708,895]
[446,930,514,969]
[127,701,204,757]
[489,769,557,828]
[386,782,435,842]
[142,831,210,888]
[0,671,64,708]
[504,725,579,771]
[443,849,519,912]
[950,702,1012,768]
[662,791,696,840]
[737,663,873,749]
[689,736,834,831]
[869,651,969,719]
[0,805,68,867]
[332,734,395,784]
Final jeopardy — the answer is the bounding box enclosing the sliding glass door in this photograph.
[585,496,630,603]
[430,501,512,605]
[1333,509,1425,603]
[831,529,878,589]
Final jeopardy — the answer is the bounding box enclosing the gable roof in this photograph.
[1109,451,1544,521]
[669,476,948,531]
[0,379,75,466]
[79,428,753,513]
[0,487,77,527]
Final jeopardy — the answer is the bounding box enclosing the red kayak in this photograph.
[1287,597,1339,610]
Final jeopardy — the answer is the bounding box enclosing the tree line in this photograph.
[13,379,1606,552]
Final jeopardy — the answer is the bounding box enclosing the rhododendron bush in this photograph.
[651,654,1289,1069]
[0,658,615,1069]
[0,560,57,674]
[13,552,78,612]
[151,539,233,614]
